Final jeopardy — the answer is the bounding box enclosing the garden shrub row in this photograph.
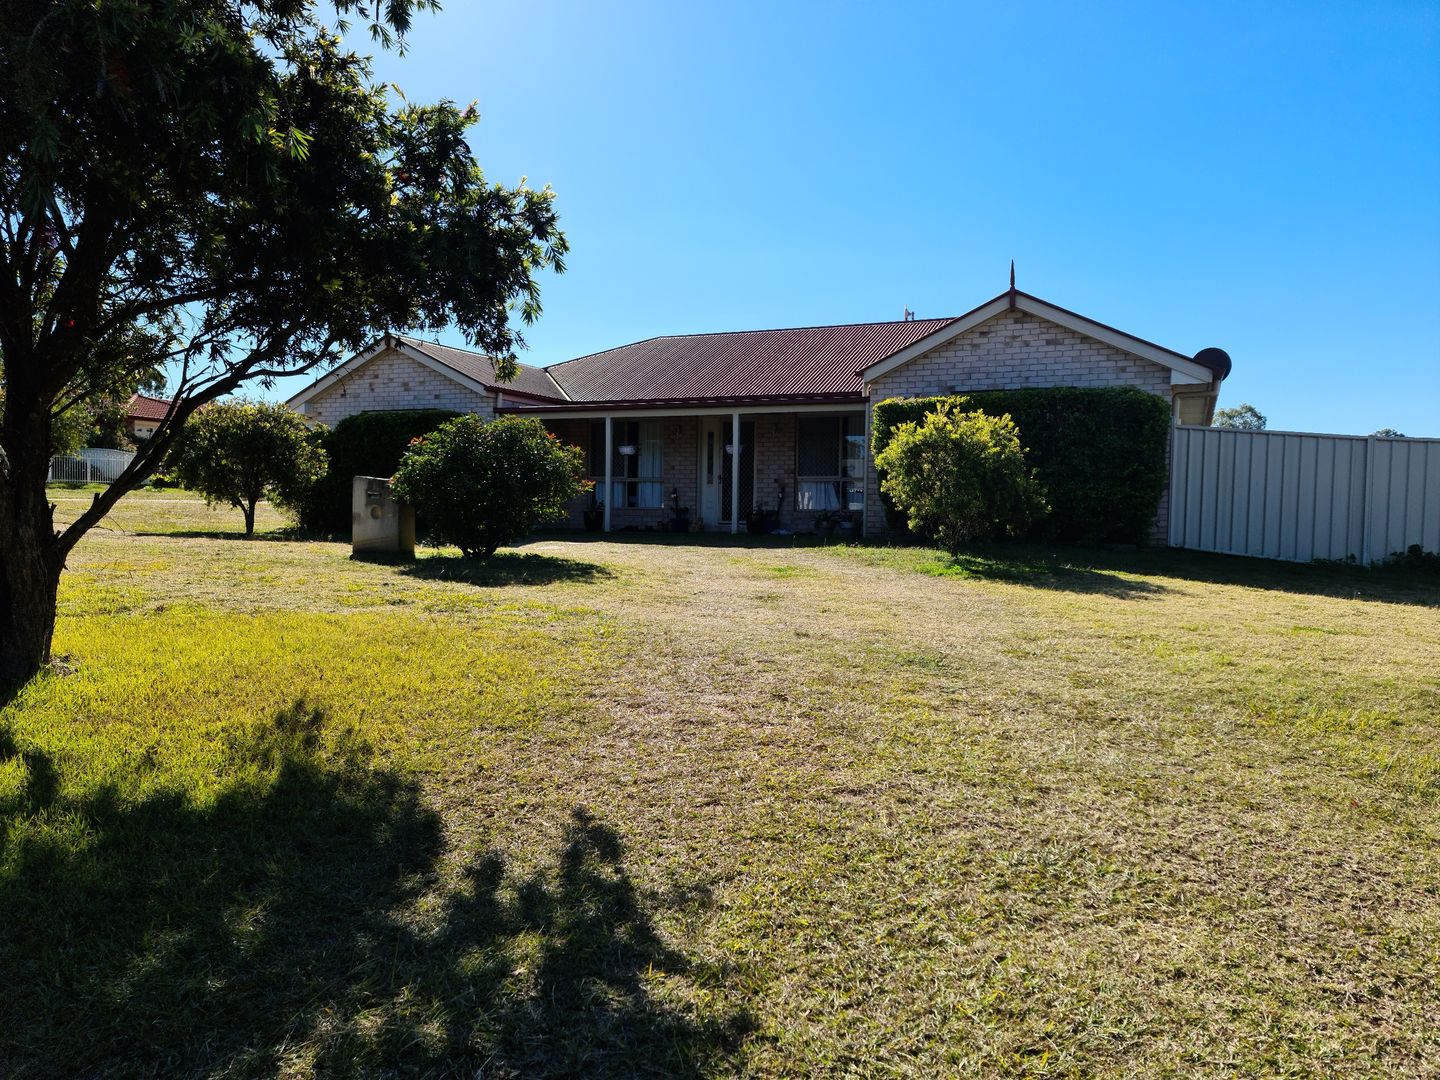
[871,386,1171,544]
[292,409,460,533]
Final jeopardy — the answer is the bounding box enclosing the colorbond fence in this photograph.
[1169,426,1440,564]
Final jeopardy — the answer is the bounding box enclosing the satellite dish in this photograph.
[1193,347,1232,380]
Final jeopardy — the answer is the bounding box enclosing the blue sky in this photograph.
[269,0,1440,435]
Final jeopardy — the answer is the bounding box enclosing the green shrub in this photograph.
[391,414,588,558]
[872,386,1170,544]
[169,400,327,535]
[292,409,460,533]
[875,407,1046,556]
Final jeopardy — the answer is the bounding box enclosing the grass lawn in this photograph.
[3,488,1437,1077]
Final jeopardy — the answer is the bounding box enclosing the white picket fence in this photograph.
[1169,426,1440,564]
[47,447,137,484]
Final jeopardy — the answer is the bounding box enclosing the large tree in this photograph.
[1212,403,1267,431]
[0,1,566,687]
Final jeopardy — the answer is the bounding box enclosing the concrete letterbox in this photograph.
[351,475,415,558]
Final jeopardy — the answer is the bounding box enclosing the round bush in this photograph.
[169,400,328,536]
[390,414,587,557]
[874,406,1047,556]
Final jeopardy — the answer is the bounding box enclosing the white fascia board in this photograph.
[860,293,1216,385]
[1015,295,1215,382]
[860,297,1010,383]
[393,341,494,395]
[285,339,494,408]
[285,341,390,407]
[1169,370,1211,386]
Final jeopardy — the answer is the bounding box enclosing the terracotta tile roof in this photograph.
[126,393,173,421]
[399,336,567,401]
[541,318,958,403]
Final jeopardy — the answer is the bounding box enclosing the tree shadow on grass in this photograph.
[397,550,615,587]
[0,704,747,1077]
[875,540,1440,607]
[132,527,326,542]
[1036,544,1440,608]
[917,547,1170,599]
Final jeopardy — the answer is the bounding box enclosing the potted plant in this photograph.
[582,489,604,532]
[813,510,836,538]
[746,505,774,535]
[834,511,857,540]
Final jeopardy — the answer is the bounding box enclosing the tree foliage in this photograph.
[1372,428,1405,439]
[290,408,460,533]
[0,0,566,684]
[169,401,327,536]
[874,407,1047,556]
[1212,403,1267,430]
[390,415,588,558]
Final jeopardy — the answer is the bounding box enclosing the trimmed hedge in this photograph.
[872,386,1170,544]
[294,409,460,533]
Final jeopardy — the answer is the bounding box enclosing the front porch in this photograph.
[508,404,870,536]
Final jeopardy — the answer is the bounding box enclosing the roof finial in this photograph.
[1009,259,1016,291]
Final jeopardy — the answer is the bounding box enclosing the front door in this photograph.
[698,418,724,526]
[698,418,755,527]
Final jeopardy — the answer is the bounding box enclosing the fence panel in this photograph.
[47,448,137,484]
[1169,426,1440,564]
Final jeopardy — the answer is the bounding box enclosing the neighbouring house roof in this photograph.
[126,393,173,421]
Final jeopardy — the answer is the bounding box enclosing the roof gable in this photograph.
[859,291,1217,386]
[285,336,567,409]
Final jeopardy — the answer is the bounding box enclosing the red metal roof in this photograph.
[541,318,958,403]
[126,393,173,421]
[400,336,567,401]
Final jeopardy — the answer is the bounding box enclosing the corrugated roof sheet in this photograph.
[542,318,958,402]
[400,336,567,401]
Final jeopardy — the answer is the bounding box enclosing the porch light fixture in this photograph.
[724,443,742,455]
[617,444,638,456]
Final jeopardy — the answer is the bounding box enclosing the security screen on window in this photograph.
[589,420,664,508]
[796,416,864,511]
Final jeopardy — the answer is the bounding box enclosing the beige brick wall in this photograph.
[864,308,1175,540]
[302,347,495,427]
[550,416,701,531]
[546,413,861,533]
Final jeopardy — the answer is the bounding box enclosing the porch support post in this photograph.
[603,415,613,533]
[730,410,740,535]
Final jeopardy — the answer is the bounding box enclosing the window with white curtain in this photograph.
[589,420,664,508]
[795,416,865,512]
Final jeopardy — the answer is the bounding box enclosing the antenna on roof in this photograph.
[903,307,915,321]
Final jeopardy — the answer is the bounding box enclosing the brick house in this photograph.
[286,286,1230,537]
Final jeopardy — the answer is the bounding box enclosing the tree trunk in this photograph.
[0,457,63,692]
[243,500,256,537]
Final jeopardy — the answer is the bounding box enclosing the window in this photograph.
[795,416,865,512]
[589,420,664,508]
